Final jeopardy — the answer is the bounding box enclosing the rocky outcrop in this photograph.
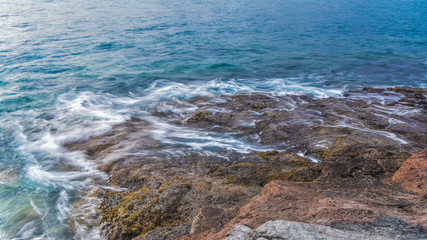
[64,87,427,240]
[179,145,427,240]
[392,148,427,197]
[94,150,312,240]
[66,123,313,240]
[223,218,426,240]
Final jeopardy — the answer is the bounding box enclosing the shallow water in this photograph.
[0,0,426,239]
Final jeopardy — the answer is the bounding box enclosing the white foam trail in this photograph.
[57,190,70,223]
[0,231,8,240]
[373,104,422,117]
[29,199,43,216]
[130,78,344,111]
[144,116,272,154]
[262,78,343,98]
[16,221,36,240]
[297,152,320,163]
[26,165,92,190]
[54,92,131,143]
[334,122,408,144]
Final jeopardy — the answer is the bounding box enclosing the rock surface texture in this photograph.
[201,179,426,240]
[392,148,427,197]
[64,87,427,240]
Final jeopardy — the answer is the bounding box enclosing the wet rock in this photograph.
[289,142,411,182]
[92,150,313,240]
[184,88,427,153]
[392,149,427,197]
[64,87,427,239]
[66,121,313,240]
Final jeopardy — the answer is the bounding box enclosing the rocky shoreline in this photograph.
[65,87,426,239]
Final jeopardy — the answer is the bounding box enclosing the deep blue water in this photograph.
[0,0,426,239]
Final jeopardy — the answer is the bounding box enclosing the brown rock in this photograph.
[184,88,427,153]
[190,206,239,234]
[289,142,411,182]
[392,148,427,197]
[65,119,313,240]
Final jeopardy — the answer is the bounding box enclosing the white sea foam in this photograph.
[373,104,422,117]
[139,78,344,103]
[261,78,343,98]
[29,199,43,216]
[15,221,36,240]
[144,116,271,154]
[54,92,131,143]
[57,190,71,223]
[297,152,320,163]
[26,165,90,189]
[334,122,408,145]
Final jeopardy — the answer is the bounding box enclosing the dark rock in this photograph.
[288,143,411,182]
[329,217,427,239]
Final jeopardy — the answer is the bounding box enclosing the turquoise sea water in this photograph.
[0,0,426,239]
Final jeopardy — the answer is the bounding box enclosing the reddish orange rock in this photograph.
[392,148,427,197]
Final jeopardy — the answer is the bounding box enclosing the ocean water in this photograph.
[0,0,426,239]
